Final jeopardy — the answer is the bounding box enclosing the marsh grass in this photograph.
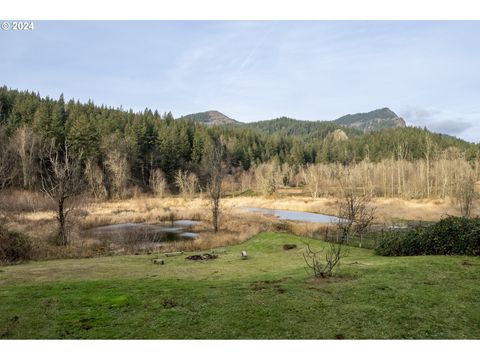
[2,191,473,261]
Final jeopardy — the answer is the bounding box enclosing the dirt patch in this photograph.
[283,244,297,250]
[251,279,286,292]
[161,298,177,309]
[185,253,218,261]
[461,260,479,266]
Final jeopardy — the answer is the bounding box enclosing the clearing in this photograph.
[1,232,479,339]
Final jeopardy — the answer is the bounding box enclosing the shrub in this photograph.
[375,216,480,256]
[274,221,292,233]
[0,226,33,264]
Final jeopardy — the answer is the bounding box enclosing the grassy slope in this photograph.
[1,233,479,339]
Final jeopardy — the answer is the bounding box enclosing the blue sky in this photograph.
[1,21,479,142]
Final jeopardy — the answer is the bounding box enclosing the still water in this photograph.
[241,207,341,223]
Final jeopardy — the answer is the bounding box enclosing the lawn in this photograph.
[1,232,479,339]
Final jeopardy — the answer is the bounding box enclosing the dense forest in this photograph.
[0,86,479,199]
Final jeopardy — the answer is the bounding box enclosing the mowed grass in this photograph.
[1,232,479,339]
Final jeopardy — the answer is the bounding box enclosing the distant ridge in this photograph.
[178,110,238,125]
[180,107,407,133]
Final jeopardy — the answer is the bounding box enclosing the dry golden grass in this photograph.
[3,189,476,261]
[0,189,54,213]
[223,195,469,222]
[371,197,464,222]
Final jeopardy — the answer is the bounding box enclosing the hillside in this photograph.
[178,110,238,125]
[242,117,360,138]
[184,107,407,137]
[334,107,407,133]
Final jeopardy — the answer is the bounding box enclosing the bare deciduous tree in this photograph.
[175,169,198,200]
[40,141,84,246]
[353,199,376,247]
[84,157,107,199]
[239,171,254,193]
[0,126,17,223]
[204,140,226,233]
[337,191,376,246]
[102,134,130,199]
[254,162,279,196]
[0,126,16,193]
[302,164,321,199]
[12,124,40,189]
[150,168,168,198]
[456,174,476,218]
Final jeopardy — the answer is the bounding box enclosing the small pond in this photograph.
[83,220,201,243]
[241,207,341,223]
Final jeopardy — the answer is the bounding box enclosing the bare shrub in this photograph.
[0,225,33,264]
[303,240,343,278]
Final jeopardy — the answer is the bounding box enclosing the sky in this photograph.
[1,21,479,142]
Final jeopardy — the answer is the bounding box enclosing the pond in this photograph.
[83,220,201,243]
[240,207,341,223]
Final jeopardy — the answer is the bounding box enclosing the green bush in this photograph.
[0,226,33,264]
[375,216,480,256]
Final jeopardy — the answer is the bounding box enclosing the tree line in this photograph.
[1,86,479,199]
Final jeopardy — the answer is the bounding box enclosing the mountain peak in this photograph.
[178,110,238,125]
[334,107,406,133]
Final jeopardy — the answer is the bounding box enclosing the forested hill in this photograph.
[177,110,238,125]
[183,107,406,135]
[0,86,478,194]
[334,107,407,133]
[242,117,361,139]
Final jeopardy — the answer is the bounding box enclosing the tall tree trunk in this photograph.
[57,197,67,246]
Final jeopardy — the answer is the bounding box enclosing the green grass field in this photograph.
[1,232,479,339]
